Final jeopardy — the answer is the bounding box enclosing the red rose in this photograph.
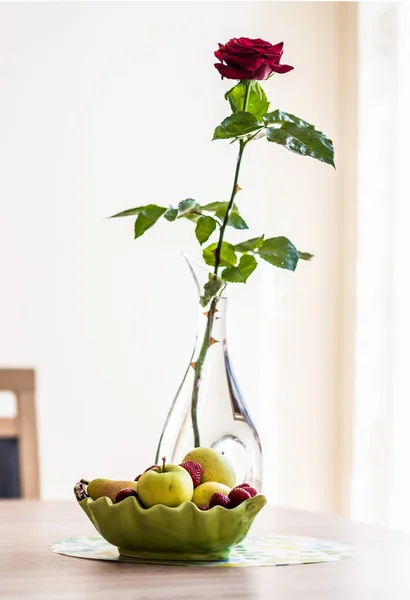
[214,37,293,81]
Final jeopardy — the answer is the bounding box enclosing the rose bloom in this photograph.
[214,37,293,81]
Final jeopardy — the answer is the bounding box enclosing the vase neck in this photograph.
[183,254,212,296]
[182,254,229,342]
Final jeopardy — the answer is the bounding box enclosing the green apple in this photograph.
[192,482,231,508]
[182,447,236,488]
[138,457,193,508]
[88,478,138,503]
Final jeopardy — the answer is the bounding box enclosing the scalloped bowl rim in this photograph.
[79,493,267,514]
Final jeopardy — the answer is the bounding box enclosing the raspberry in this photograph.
[115,488,138,503]
[235,483,258,497]
[197,505,208,511]
[135,465,158,482]
[209,492,231,509]
[228,487,251,507]
[179,460,202,487]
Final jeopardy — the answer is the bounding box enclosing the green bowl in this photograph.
[77,493,266,561]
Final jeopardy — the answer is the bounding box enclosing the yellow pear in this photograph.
[87,478,138,503]
[192,482,231,508]
[182,447,236,488]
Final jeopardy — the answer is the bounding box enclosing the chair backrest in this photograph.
[0,369,40,498]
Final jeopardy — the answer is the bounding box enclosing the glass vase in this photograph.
[155,256,263,490]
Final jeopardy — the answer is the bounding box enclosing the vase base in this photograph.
[118,547,231,562]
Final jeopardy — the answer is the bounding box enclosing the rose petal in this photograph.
[224,55,263,71]
[237,37,268,47]
[268,62,294,74]
[266,41,284,53]
[214,62,251,80]
[214,49,223,62]
[222,48,261,58]
[251,62,274,80]
[264,50,283,60]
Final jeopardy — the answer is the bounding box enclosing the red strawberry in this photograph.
[179,460,202,487]
[115,488,138,503]
[197,505,208,511]
[209,492,231,509]
[242,486,257,497]
[229,487,251,507]
[135,464,158,482]
[235,483,258,497]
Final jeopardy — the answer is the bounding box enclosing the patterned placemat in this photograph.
[50,535,354,567]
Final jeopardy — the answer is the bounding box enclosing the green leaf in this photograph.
[110,205,164,218]
[258,237,299,271]
[222,254,257,283]
[176,199,202,222]
[183,212,202,223]
[164,207,178,222]
[245,129,266,143]
[206,203,248,230]
[213,112,262,140]
[202,201,231,212]
[214,206,228,221]
[202,201,238,215]
[134,205,167,239]
[199,278,224,307]
[263,110,312,128]
[225,211,248,230]
[225,81,269,122]
[177,199,197,215]
[203,242,237,268]
[195,216,217,245]
[235,236,265,253]
[299,251,314,261]
[266,123,335,167]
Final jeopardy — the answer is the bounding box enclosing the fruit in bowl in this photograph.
[137,459,193,508]
[192,481,231,508]
[182,447,236,488]
[74,449,266,562]
[87,478,138,503]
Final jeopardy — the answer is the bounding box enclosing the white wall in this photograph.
[0,1,343,512]
[351,2,410,529]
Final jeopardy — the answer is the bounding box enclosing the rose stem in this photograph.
[190,80,252,448]
[213,80,251,277]
[190,296,217,447]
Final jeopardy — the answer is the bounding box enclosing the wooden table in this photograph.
[1,500,410,599]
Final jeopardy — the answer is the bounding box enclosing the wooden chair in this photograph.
[0,369,40,498]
